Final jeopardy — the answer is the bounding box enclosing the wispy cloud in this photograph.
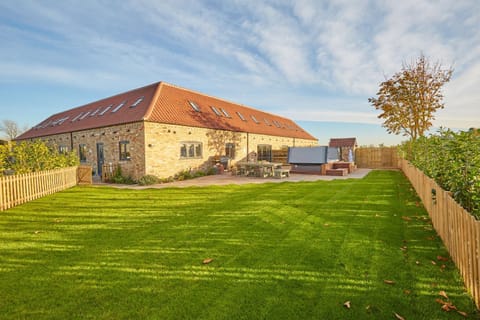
[0,0,478,130]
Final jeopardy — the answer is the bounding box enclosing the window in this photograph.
[210,106,222,116]
[257,144,272,162]
[112,100,127,113]
[180,142,202,158]
[79,111,91,120]
[221,108,231,117]
[58,145,69,154]
[264,118,272,126]
[130,96,144,108]
[272,120,281,128]
[188,101,201,112]
[225,143,235,159]
[119,141,131,161]
[71,113,83,122]
[99,105,112,116]
[251,115,260,123]
[90,107,102,116]
[236,112,246,121]
[79,144,87,162]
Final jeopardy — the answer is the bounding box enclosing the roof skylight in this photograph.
[273,120,281,128]
[236,112,246,121]
[264,118,272,126]
[251,115,260,123]
[71,113,83,122]
[90,107,102,116]
[210,106,222,116]
[130,96,144,108]
[80,111,91,120]
[112,100,127,113]
[99,105,112,116]
[188,101,201,112]
[221,108,231,117]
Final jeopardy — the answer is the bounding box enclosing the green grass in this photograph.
[0,170,478,319]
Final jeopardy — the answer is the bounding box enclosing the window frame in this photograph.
[225,143,235,159]
[119,140,131,161]
[180,141,203,159]
[79,144,87,162]
[257,144,272,162]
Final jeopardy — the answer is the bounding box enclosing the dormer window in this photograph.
[188,101,201,112]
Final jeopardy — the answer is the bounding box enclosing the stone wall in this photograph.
[144,122,317,179]
[34,122,146,179]
[24,121,317,181]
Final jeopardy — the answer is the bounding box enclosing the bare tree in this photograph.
[0,119,23,140]
[369,54,453,141]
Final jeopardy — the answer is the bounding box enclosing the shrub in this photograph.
[110,166,136,185]
[400,128,480,217]
[138,175,160,186]
[0,140,79,176]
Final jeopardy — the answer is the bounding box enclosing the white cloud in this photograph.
[0,0,478,135]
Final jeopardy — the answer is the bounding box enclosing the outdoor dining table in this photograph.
[235,161,283,178]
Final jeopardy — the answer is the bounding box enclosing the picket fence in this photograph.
[400,159,480,307]
[0,166,78,211]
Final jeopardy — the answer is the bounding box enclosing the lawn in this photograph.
[0,170,477,319]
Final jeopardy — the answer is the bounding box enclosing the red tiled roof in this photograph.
[328,138,357,148]
[17,82,317,141]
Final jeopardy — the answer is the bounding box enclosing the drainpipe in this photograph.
[70,132,74,151]
[246,132,249,160]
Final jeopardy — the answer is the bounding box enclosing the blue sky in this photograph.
[0,0,478,145]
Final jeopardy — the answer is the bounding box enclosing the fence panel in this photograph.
[0,166,78,211]
[355,147,400,168]
[400,158,480,307]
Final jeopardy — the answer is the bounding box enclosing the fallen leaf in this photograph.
[400,246,408,251]
[415,261,420,265]
[404,290,411,295]
[384,280,395,285]
[426,236,436,240]
[437,255,449,261]
[457,310,468,317]
[323,223,330,227]
[343,301,351,309]
[431,260,437,265]
[202,258,213,264]
[401,216,411,221]
[394,312,405,320]
[439,291,448,300]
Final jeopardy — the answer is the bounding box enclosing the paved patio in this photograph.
[96,168,372,189]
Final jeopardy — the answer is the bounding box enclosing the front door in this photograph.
[96,143,104,176]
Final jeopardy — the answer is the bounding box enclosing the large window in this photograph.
[119,141,131,161]
[79,144,87,162]
[225,143,235,159]
[180,142,202,159]
[257,144,272,162]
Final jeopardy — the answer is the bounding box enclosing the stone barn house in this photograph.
[17,82,318,180]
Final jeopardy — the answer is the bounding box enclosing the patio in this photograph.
[98,168,372,189]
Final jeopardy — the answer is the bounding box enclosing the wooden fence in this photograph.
[355,147,400,169]
[0,166,78,211]
[400,159,480,307]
